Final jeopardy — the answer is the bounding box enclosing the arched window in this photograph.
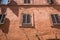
[22,14,31,24]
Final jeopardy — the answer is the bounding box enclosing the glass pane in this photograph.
[24,0,27,3]
[0,15,2,20]
[1,15,5,23]
[24,0,30,3]
[28,0,30,3]
[23,14,26,23]
[47,0,54,4]
[27,14,31,23]
[51,14,58,23]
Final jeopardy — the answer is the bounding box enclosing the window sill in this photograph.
[52,23,60,27]
[20,23,35,28]
[47,39,60,40]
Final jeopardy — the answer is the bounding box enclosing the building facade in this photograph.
[0,0,60,40]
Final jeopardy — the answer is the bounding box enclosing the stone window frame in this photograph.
[19,13,35,28]
[51,14,60,26]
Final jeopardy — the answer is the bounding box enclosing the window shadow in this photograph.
[51,25,60,29]
[8,0,19,17]
[47,39,60,40]
[0,18,10,34]
[1,6,7,14]
[8,0,17,6]
[9,6,19,17]
[52,6,60,12]
[1,0,19,17]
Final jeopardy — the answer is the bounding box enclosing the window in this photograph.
[22,14,32,27]
[22,14,31,24]
[51,14,60,25]
[24,0,30,3]
[47,0,55,4]
[0,14,6,24]
[1,0,10,5]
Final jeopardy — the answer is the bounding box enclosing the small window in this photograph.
[51,14,60,25]
[24,0,30,3]
[47,0,55,4]
[1,0,10,5]
[22,14,31,24]
[22,14,32,27]
[0,14,6,24]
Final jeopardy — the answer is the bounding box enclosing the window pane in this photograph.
[0,15,2,20]
[23,14,26,23]
[51,14,59,23]
[47,0,54,4]
[28,0,30,3]
[24,0,30,3]
[50,0,54,4]
[1,15,5,23]
[27,14,30,23]
[24,0,27,3]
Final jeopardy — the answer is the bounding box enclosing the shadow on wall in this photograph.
[51,6,60,29]
[1,0,19,17]
[52,6,60,12]
[8,0,19,16]
[47,39,60,40]
[1,6,7,14]
[51,25,60,29]
[9,6,19,17]
[0,18,10,34]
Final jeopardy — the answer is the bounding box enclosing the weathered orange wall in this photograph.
[0,0,60,40]
[8,0,60,5]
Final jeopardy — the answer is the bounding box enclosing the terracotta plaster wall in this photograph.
[0,6,60,40]
[6,0,60,5]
